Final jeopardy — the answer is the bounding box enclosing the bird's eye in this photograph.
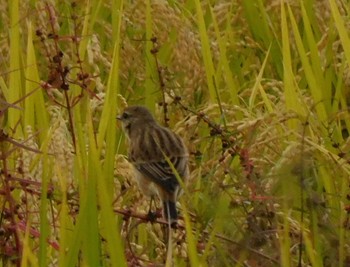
[122,112,129,119]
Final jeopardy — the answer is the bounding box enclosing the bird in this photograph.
[117,105,189,227]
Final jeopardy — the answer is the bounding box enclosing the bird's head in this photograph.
[117,106,156,136]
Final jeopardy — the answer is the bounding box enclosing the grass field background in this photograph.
[0,0,350,266]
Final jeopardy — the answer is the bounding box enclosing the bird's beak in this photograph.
[116,114,122,120]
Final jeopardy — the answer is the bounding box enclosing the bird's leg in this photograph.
[147,196,157,222]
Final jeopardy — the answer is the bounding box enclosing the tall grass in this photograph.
[0,0,350,266]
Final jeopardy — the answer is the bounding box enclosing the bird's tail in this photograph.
[164,201,175,266]
[163,201,177,227]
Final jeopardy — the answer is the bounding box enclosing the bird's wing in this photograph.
[134,157,187,193]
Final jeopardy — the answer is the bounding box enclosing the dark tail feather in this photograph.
[163,201,177,227]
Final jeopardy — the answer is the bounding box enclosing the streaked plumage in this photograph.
[117,106,189,226]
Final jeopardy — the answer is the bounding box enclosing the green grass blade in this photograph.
[287,4,328,125]
[88,102,126,267]
[24,22,49,143]
[181,199,201,267]
[249,46,273,113]
[209,6,239,106]
[38,133,53,267]
[329,0,350,66]
[97,0,123,153]
[192,0,217,102]
[281,2,305,130]
[144,0,157,110]
[8,0,23,136]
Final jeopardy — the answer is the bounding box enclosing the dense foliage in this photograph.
[0,0,350,266]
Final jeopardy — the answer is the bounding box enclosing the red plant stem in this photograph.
[1,157,22,267]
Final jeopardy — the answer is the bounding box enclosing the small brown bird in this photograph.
[117,106,189,226]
